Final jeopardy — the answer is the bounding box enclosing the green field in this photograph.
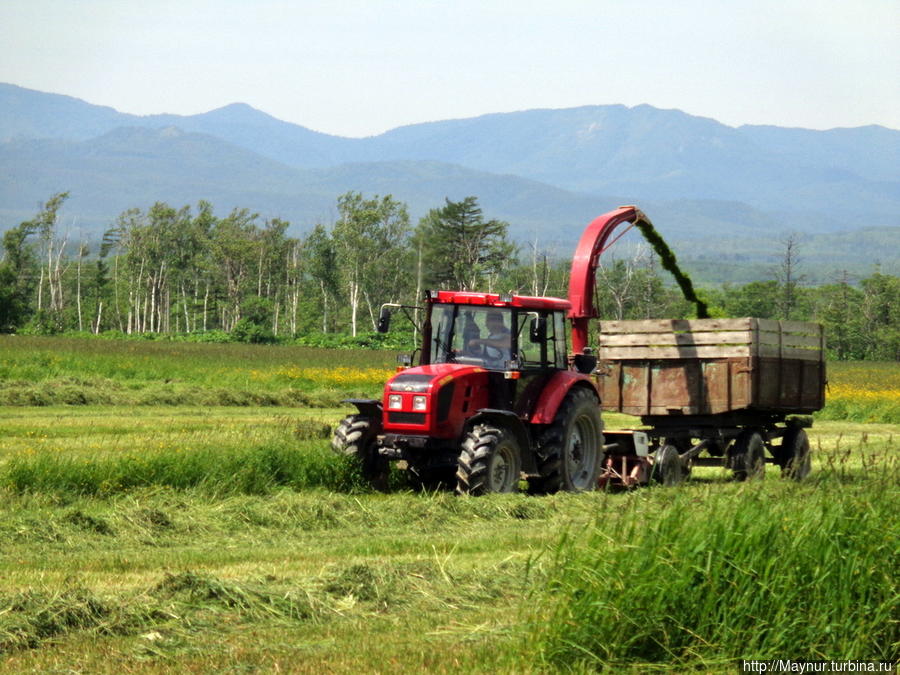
[0,337,897,672]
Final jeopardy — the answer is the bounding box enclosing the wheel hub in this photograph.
[489,446,514,491]
[566,417,595,488]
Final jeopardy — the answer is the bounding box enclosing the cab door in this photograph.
[511,310,566,418]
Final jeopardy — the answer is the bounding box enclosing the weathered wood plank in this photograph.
[756,332,825,349]
[599,330,754,347]
[598,345,752,360]
[757,344,823,361]
[600,329,822,349]
[599,318,753,334]
[755,318,824,335]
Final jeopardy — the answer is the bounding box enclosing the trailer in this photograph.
[596,317,826,486]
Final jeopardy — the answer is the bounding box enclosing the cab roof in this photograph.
[430,290,571,312]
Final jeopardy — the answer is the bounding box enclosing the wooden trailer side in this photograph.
[597,318,825,416]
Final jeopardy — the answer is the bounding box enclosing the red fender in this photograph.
[530,371,600,425]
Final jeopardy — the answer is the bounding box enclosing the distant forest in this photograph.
[1,192,897,361]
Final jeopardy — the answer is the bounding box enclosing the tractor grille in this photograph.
[387,412,426,425]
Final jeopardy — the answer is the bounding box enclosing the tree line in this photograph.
[0,192,897,360]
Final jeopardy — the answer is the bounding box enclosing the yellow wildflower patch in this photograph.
[252,366,393,388]
[823,362,900,423]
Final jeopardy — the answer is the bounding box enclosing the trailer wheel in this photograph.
[531,388,603,493]
[727,430,766,481]
[456,424,522,495]
[777,427,812,480]
[651,445,684,486]
[332,415,389,490]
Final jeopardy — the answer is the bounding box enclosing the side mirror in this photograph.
[530,316,547,343]
[377,306,391,333]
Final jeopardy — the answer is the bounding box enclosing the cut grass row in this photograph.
[2,336,897,422]
[0,486,538,672]
[1,405,894,497]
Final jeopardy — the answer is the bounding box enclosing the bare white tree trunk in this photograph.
[349,278,360,337]
[93,301,103,334]
[203,283,209,331]
[37,268,44,312]
[76,246,83,331]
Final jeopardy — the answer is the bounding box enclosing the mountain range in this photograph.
[1,82,898,282]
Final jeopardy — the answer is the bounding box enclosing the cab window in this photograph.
[431,304,513,370]
[517,310,567,370]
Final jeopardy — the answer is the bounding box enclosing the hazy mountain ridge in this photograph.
[4,83,897,196]
[1,82,897,281]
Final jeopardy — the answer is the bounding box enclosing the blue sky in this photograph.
[1,0,897,137]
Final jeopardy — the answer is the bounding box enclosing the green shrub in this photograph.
[232,319,276,344]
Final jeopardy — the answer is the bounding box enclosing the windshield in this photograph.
[431,304,513,370]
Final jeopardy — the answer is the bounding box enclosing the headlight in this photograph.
[388,394,402,409]
[413,395,427,411]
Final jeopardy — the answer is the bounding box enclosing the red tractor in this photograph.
[331,206,649,495]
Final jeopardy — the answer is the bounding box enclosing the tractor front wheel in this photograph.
[456,424,522,495]
[332,415,389,490]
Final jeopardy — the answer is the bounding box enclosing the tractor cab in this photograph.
[424,291,570,374]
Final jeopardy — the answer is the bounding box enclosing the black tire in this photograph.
[456,424,522,495]
[776,427,812,480]
[651,444,684,486]
[530,387,603,493]
[331,415,389,490]
[727,430,766,481]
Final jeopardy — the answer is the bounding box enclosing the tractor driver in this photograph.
[468,311,512,368]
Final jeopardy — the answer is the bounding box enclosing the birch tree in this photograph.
[332,192,410,336]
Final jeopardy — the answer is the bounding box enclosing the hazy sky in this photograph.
[2,0,898,137]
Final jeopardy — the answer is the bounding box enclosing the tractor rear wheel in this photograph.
[456,424,522,495]
[776,427,812,480]
[332,415,389,490]
[727,430,766,481]
[530,387,603,493]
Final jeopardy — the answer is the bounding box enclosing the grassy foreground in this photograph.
[0,338,897,670]
[0,405,896,672]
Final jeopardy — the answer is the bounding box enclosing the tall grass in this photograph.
[529,451,899,669]
[2,440,364,496]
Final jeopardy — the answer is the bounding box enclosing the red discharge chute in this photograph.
[567,205,651,353]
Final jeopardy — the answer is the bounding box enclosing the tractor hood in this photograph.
[387,363,486,393]
[383,363,491,437]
